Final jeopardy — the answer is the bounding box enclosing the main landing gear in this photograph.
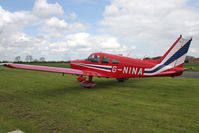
[77,76,96,88]
[116,78,129,82]
[77,76,128,88]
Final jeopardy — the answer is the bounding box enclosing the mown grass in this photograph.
[184,63,199,71]
[0,66,199,133]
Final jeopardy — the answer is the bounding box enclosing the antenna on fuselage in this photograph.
[142,55,149,60]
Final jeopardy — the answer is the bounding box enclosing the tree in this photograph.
[14,56,21,62]
[33,59,38,62]
[25,55,33,62]
[39,57,45,62]
[185,55,195,63]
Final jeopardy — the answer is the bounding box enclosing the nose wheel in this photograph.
[77,76,96,88]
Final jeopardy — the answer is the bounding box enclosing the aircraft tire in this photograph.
[116,78,125,82]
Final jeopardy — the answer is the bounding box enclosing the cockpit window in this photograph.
[101,56,110,64]
[88,55,100,63]
[112,59,120,64]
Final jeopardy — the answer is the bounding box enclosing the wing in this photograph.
[4,63,105,77]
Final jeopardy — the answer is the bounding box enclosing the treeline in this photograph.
[0,60,71,63]
[14,55,45,62]
[0,55,70,63]
[143,55,197,63]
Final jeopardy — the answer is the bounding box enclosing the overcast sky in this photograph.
[0,0,199,61]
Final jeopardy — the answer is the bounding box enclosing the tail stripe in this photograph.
[161,38,187,64]
[144,39,191,75]
[145,36,185,71]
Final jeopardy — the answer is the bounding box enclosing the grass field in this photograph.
[0,64,199,133]
[184,63,199,71]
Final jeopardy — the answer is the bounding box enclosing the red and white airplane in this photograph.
[4,35,192,87]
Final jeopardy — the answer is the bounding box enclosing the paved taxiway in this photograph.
[180,71,199,79]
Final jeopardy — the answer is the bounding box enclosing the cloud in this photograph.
[100,0,199,57]
[0,7,33,48]
[33,0,64,18]
[0,6,37,32]
[50,42,69,52]
[41,17,87,33]
[0,0,89,61]
[1,0,199,61]
[42,32,134,60]
[190,47,199,55]
[64,33,123,51]
[65,33,91,47]
[68,12,77,20]
[99,37,120,49]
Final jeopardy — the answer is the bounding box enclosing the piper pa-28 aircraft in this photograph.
[4,35,192,88]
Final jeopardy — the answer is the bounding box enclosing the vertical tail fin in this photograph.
[144,35,192,75]
[159,35,192,68]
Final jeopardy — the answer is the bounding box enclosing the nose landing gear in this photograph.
[77,76,96,88]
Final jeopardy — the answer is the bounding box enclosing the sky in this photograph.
[0,0,199,61]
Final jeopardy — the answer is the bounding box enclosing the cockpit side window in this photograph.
[101,56,110,64]
[112,59,120,64]
[88,55,100,63]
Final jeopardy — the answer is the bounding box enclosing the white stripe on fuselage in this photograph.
[72,63,112,72]
[144,54,186,75]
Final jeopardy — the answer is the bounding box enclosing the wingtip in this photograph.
[2,63,13,67]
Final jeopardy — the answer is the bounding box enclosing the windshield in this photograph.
[88,55,100,63]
